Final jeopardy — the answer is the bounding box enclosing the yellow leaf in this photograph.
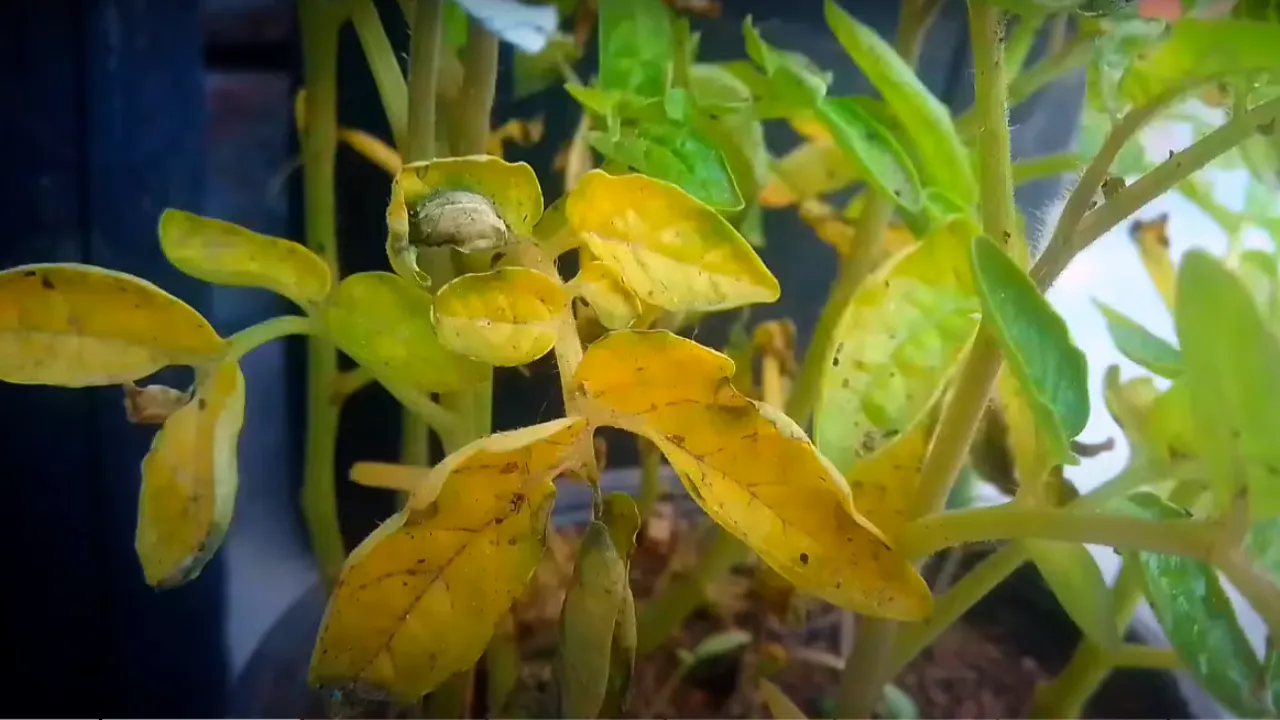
[760,141,858,209]
[566,170,780,313]
[570,261,641,330]
[797,199,917,257]
[815,235,979,473]
[158,209,333,307]
[574,330,931,620]
[308,417,591,700]
[387,156,543,260]
[1130,215,1176,313]
[487,116,546,158]
[789,115,832,143]
[845,417,931,539]
[323,272,487,394]
[350,461,429,493]
[432,267,567,366]
[340,128,402,176]
[0,263,224,387]
[136,361,245,588]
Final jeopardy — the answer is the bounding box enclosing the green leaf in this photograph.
[742,17,831,114]
[1095,300,1183,379]
[1026,540,1119,648]
[1237,249,1280,325]
[815,97,924,213]
[1245,517,1280,583]
[971,235,1089,465]
[598,0,673,99]
[323,272,487,394]
[589,123,743,211]
[557,521,627,719]
[823,0,975,205]
[1175,250,1280,519]
[513,32,582,100]
[1123,492,1270,718]
[1121,19,1280,107]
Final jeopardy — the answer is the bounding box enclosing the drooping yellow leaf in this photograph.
[340,127,402,175]
[995,367,1057,501]
[387,156,543,262]
[350,461,429,493]
[796,198,916,257]
[574,330,931,620]
[565,170,780,313]
[136,361,245,588]
[845,417,931,539]
[760,141,858,208]
[815,234,980,473]
[432,267,567,366]
[323,272,487,394]
[570,261,641,330]
[158,209,333,308]
[0,263,224,387]
[1130,215,1176,313]
[309,417,592,700]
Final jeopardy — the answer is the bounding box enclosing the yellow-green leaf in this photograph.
[575,330,931,620]
[760,679,808,720]
[565,170,780,312]
[844,416,931,539]
[761,140,858,208]
[136,361,245,588]
[158,208,332,307]
[1103,367,1197,470]
[997,368,1058,498]
[386,156,543,274]
[815,235,980,474]
[0,263,224,387]
[324,272,487,394]
[1121,19,1280,107]
[816,96,924,213]
[557,521,627,719]
[1175,250,1280,519]
[570,261,641,330]
[1096,300,1183,379]
[432,267,567,367]
[308,417,591,700]
[1025,540,1119,648]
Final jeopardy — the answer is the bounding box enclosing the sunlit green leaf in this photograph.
[1121,19,1280,107]
[1123,491,1270,718]
[742,17,831,114]
[589,123,743,211]
[816,96,923,213]
[1175,250,1280,519]
[971,235,1089,466]
[598,0,672,99]
[1095,301,1183,379]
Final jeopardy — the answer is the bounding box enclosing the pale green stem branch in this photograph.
[224,314,314,362]
[406,0,444,162]
[351,0,409,149]
[1013,152,1081,186]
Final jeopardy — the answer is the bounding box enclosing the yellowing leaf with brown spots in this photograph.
[387,156,543,267]
[570,262,642,330]
[159,209,332,308]
[309,417,592,701]
[760,141,858,209]
[574,330,930,620]
[432,268,567,367]
[0,263,224,387]
[845,417,931,539]
[814,234,979,474]
[323,272,487,394]
[565,170,780,313]
[136,361,244,588]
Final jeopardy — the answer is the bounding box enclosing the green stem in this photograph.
[450,22,499,157]
[898,504,1216,561]
[1218,549,1280,641]
[1111,644,1180,670]
[956,33,1091,138]
[969,1,1017,257]
[224,315,314,362]
[406,0,444,161]
[637,436,665,521]
[1013,152,1081,186]
[1003,13,1046,78]
[299,0,346,586]
[350,0,409,150]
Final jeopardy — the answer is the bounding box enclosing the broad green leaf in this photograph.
[1236,249,1280,325]
[575,330,932,620]
[1096,300,1183,379]
[760,679,808,720]
[844,417,931,539]
[598,0,672,99]
[816,97,923,213]
[761,140,859,208]
[1235,0,1280,22]
[1246,517,1280,586]
[815,233,980,474]
[742,17,831,114]
[588,123,743,211]
[432,267,567,367]
[324,272,487,394]
[823,0,975,205]
[565,170,780,312]
[1026,540,1119,647]
[158,208,332,307]
[1175,250,1280,519]
[557,521,627,719]
[0,263,223,387]
[387,157,543,277]
[513,32,582,100]
[1121,19,1280,107]
[309,418,591,700]
[600,492,640,718]
[570,261,641,331]
[136,361,244,588]
[1123,492,1270,717]
[972,235,1089,466]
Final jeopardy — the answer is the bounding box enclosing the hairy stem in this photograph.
[299,1,346,585]
[350,0,408,149]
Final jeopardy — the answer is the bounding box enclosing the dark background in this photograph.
[0,1,1081,715]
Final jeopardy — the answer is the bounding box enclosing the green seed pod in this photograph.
[557,521,627,719]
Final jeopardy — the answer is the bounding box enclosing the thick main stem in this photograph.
[299,2,346,586]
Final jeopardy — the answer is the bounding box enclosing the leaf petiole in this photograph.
[223,314,316,363]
